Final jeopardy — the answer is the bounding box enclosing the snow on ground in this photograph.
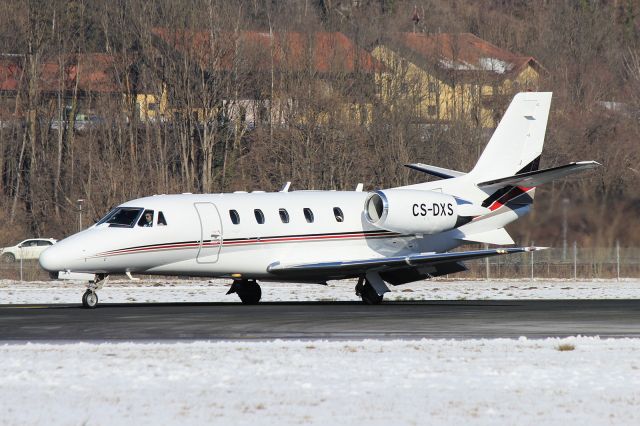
[1,337,639,425]
[1,278,640,304]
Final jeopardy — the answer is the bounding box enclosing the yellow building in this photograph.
[134,86,169,123]
[372,33,545,128]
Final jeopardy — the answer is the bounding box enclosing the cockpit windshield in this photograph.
[96,207,143,228]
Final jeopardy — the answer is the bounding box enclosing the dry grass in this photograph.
[556,343,576,352]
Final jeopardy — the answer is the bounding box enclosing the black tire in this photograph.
[1,253,15,263]
[360,282,384,305]
[82,290,99,309]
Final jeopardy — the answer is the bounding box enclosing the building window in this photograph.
[333,207,344,223]
[254,209,265,224]
[279,208,290,223]
[229,210,240,225]
[303,208,314,223]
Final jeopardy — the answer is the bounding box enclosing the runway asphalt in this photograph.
[1,300,640,340]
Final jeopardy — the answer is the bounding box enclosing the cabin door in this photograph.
[194,202,223,263]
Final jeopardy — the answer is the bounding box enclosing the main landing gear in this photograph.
[227,279,262,304]
[355,273,390,305]
[82,274,108,309]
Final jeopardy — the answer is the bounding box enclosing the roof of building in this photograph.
[152,28,383,74]
[0,53,125,94]
[0,57,22,91]
[382,32,544,82]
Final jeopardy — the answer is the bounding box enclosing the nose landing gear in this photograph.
[226,279,262,304]
[82,290,98,308]
[81,274,108,309]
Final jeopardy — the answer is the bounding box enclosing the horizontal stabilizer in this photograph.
[477,161,600,190]
[405,163,466,179]
[459,228,515,245]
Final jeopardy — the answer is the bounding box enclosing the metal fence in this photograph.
[1,246,639,281]
[465,246,640,280]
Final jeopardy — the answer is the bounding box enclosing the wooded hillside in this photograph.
[0,0,638,247]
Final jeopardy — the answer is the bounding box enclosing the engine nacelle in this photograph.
[364,189,461,234]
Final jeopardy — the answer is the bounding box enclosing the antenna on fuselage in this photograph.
[279,182,291,192]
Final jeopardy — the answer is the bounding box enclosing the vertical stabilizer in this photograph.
[470,92,552,182]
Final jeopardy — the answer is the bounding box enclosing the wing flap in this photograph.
[267,247,544,277]
[477,161,600,190]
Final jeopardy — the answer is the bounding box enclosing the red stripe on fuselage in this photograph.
[94,231,398,258]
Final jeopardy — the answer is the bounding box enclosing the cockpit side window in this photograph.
[157,211,167,226]
[138,210,154,227]
[104,208,143,228]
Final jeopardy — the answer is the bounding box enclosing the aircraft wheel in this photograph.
[360,282,384,305]
[82,290,99,309]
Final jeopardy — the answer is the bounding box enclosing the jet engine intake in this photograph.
[364,189,464,234]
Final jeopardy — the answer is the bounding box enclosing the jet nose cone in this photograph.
[39,246,62,272]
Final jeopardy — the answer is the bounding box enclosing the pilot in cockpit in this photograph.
[141,211,154,227]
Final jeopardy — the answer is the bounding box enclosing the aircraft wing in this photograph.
[267,246,544,278]
[477,161,600,190]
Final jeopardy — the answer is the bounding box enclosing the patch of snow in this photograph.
[438,58,477,70]
[478,57,513,73]
[1,337,639,425]
[0,278,639,305]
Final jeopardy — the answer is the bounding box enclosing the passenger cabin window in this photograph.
[333,207,344,222]
[254,209,265,224]
[157,211,167,226]
[138,210,154,227]
[229,210,240,225]
[279,208,290,223]
[303,208,314,223]
[102,207,143,228]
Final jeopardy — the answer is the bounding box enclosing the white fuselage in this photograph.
[40,190,487,280]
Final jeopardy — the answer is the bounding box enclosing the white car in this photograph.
[1,238,57,262]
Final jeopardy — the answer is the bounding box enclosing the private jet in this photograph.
[39,92,599,307]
